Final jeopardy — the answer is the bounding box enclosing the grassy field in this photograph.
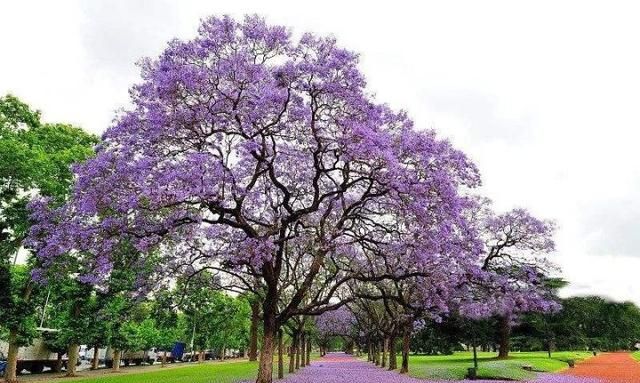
[633,351,640,362]
[65,355,311,383]
[71,360,259,383]
[407,351,594,381]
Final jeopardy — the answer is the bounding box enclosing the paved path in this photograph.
[562,352,640,383]
[275,353,595,383]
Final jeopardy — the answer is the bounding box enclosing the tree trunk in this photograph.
[5,329,19,383]
[367,341,372,362]
[300,332,306,367]
[497,315,511,359]
[162,350,168,367]
[91,346,100,370]
[65,343,79,376]
[112,349,121,372]
[255,298,277,383]
[374,342,379,365]
[288,339,296,373]
[400,330,410,374]
[381,338,387,368]
[306,338,311,366]
[295,332,300,370]
[388,335,397,370]
[249,300,260,362]
[56,352,63,372]
[278,329,284,379]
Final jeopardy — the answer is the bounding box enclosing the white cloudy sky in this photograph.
[2,1,640,304]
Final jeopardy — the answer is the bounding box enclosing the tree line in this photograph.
[1,15,621,383]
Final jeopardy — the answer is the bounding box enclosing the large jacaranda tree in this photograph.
[28,16,481,382]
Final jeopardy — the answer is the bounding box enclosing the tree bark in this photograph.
[374,342,379,365]
[91,346,100,370]
[381,338,387,368]
[288,338,296,373]
[162,350,167,367]
[400,330,410,374]
[300,332,306,367]
[497,315,511,359]
[295,332,300,370]
[388,335,397,370]
[367,341,372,362]
[112,349,121,372]
[306,338,311,366]
[5,329,19,383]
[278,329,284,379]
[65,343,79,376]
[255,297,276,383]
[56,352,63,372]
[249,300,260,362]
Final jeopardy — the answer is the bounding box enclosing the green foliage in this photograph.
[0,94,98,348]
[173,272,250,355]
[515,296,640,351]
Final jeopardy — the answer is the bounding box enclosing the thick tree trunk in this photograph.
[306,338,311,366]
[91,346,100,370]
[5,329,19,383]
[255,298,276,383]
[65,343,79,376]
[278,329,284,379]
[497,316,511,359]
[249,300,260,362]
[388,335,397,370]
[381,338,387,368]
[400,330,410,374]
[162,350,167,367]
[112,349,121,372]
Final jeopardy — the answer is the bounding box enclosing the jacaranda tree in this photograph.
[462,201,559,359]
[28,15,481,382]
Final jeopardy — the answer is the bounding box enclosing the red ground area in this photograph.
[562,352,640,383]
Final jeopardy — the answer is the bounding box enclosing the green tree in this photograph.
[0,94,97,382]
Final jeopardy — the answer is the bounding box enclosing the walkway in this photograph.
[562,352,640,383]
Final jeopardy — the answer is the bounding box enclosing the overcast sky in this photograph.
[2,0,639,304]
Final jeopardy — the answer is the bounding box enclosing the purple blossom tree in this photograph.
[462,203,559,359]
[27,15,480,382]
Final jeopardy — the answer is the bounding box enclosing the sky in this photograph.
[2,0,639,304]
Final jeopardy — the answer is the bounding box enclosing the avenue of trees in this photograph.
[1,15,637,383]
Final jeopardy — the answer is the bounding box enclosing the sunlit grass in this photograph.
[407,350,594,381]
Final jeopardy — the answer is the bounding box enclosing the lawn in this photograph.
[70,360,258,383]
[407,351,594,381]
[68,355,312,383]
[633,351,640,362]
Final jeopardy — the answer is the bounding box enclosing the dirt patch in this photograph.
[562,352,640,383]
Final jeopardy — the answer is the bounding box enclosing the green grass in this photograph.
[633,351,640,362]
[407,351,594,381]
[73,360,257,383]
[69,355,313,383]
